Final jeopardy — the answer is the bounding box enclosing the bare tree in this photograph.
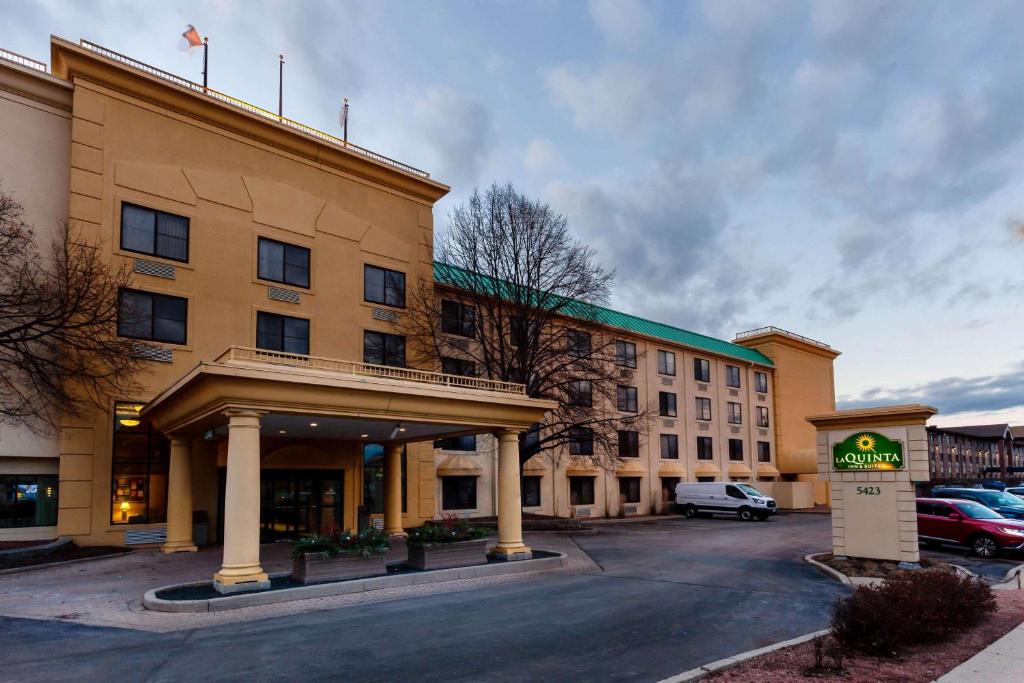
[403,183,652,469]
[0,187,145,433]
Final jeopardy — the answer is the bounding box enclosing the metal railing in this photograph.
[216,346,527,395]
[0,48,47,73]
[734,326,832,350]
[78,40,430,179]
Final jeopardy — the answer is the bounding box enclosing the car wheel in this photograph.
[971,535,998,558]
[683,504,697,518]
[923,540,941,549]
[739,507,754,521]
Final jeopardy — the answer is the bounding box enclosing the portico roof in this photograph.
[141,346,556,441]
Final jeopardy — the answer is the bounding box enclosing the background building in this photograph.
[927,424,1023,482]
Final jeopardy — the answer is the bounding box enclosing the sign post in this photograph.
[808,405,936,567]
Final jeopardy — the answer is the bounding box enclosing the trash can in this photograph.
[192,510,209,547]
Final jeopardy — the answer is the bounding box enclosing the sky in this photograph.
[4,0,1023,427]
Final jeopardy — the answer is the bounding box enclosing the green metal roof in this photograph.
[433,262,773,367]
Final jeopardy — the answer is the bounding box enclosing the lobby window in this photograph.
[569,426,594,456]
[660,434,679,459]
[117,289,187,345]
[566,379,593,407]
[566,329,591,358]
[660,477,680,503]
[363,444,407,515]
[697,436,714,460]
[659,391,677,417]
[364,264,406,308]
[522,476,542,507]
[441,357,476,377]
[256,311,310,355]
[694,358,711,382]
[729,439,744,461]
[258,237,310,288]
[619,477,641,504]
[434,435,477,451]
[0,475,58,528]
[615,340,637,368]
[111,402,169,525]
[618,430,639,458]
[728,402,742,425]
[757,406,770,428]
[726,365,741,388]
[440,299,476,337]
[120,202,189,262]
[617,385,638,413]
[754,371,768,394]
[757,441,771,463]
[441,476,477,510]
[363,331,406,367]
[695,397,712,421]
[569,476,595,506]
[657,350,676,376]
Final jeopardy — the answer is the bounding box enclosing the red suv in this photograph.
[917,497,1024,557]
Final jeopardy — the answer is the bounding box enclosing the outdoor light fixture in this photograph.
[279,430,287,434]
[115,402,144,428]
[360,434,369,438]
[309,422,318,427]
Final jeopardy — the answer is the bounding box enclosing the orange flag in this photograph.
[180,25,203,53]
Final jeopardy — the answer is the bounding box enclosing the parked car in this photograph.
[917,497,1024,557]
[930,487,1024,519]
[675,482,777,521]
[1005,486,1024,498]
[980,480,1007,491]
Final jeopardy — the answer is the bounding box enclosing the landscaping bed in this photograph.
[0,541,128,571]
[816,552,953,578]
[467,514,590,532]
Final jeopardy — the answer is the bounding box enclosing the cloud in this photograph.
[407,87,495,189]
[588,0,654,47]
[523,138,564,174]
[543,62,658,133]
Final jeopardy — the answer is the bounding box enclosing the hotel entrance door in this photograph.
[258,470,343,541]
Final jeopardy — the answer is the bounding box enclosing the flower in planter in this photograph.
[406,521,490,547]
[292,527,390,558]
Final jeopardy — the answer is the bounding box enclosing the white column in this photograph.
[213,410,269,593]
[493,429,532,560]
[161,436,197,553]
[383,443,405,536]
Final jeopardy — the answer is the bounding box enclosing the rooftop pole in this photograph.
[278,54,284,118]
[202,37,209,90]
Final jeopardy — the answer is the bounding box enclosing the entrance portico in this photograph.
[142,347,556,593]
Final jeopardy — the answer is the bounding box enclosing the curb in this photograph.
[0,538,69,558]
[0,550,133,577]
[803,553,854,586]
[656,629,830,682]
[144,551,568,613]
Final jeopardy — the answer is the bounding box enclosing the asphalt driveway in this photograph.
[0,514,845,682]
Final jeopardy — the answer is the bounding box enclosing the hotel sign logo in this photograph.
[832,432,904,471]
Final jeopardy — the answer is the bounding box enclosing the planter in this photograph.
[407,538,489,571]
[292,551,387,585]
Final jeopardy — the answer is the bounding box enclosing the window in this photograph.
[257,237,310,288]
[440,299,475,337]
[697,436,714,460]
[729,439,744,461]
[363,331,405,367]
[660,434,679,459]
[522,476,542,507]
[117,289,187,345]
[362,444,407,515]
[619,477,641,504]
[754,371,768,394]
[694,358,710,382]
[726,365,741,388]
[434,435,477,451]
[509,316,538,348]
[757,441,771,463]
[661,477,680,503]
[726,484,746,499]
[569,476,595,506]
[111,402,169,525]
[618,430,639,458]
[659,392,677,417]
[695,397,712,421]
[566,329,591,358]
[521,424,541,458]
[615,340,637,368]
[441,357,476,377]
[657,350,676,376]
[120,202,189,262]
[441,476,477,510]
[757,406,770,428]
[256,312,310,354]
[566,379,593,407]
[728,402,742,424]
[617,385,638,412]
[569,426,594,456]
[364,264,406,307]
[0,475,58,528]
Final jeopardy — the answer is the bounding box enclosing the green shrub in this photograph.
[292,528,390,558]
[831,569,997,655]
[406,521,490,547]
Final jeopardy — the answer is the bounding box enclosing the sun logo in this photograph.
[855,434,877,452]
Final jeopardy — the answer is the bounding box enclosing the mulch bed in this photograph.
[710,591,1024,682]
[0,542,128,571]
[461,514,591,532]
[818,553,953,578]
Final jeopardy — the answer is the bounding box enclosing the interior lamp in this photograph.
[119,502,131,522]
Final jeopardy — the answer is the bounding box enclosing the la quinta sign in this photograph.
[832,432,904,471]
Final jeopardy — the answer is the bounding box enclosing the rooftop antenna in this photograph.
[277,54,284,118]
[339,98,349,145]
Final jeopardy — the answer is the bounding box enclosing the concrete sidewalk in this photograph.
[938,622,1023,682]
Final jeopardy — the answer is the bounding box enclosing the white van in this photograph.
[674,482,777,521]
